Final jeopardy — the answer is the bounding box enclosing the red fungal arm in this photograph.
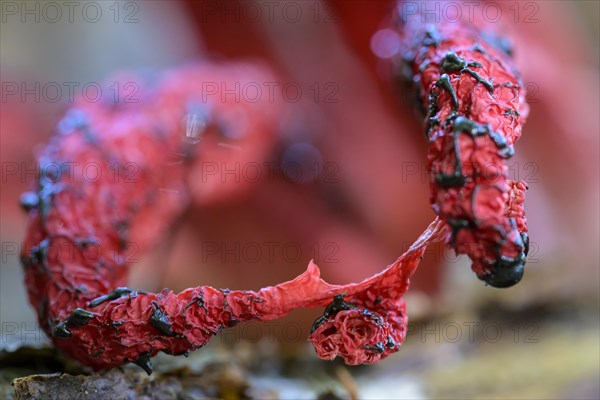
[21,5,531,371]
[308,218,448,365]
[382,3,530,287]
[21,60,447,371]
[20,62,283,371]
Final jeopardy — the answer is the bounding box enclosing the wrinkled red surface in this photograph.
[21,62,281,370]
[21,59,449,370]
[21,5,530,370]
[385,7,529,280]
[310,306,403,365]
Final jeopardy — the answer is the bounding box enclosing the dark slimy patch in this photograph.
[68,308,95,327]
[89,287,133,308]
[150,303,176,336]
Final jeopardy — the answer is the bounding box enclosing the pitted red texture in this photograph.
[309,306,402,365]
[392,12,529,278]
[505,180,527,232]
[21,62,283,369]
[21,60,450,370]
[308,219,448,364]
[22,13,530,368]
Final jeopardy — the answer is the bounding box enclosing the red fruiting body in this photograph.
[20,62,282,371]
[20,6,531,371]
[307,219,448,365]
[20,60,449,371]
[383,4,530,287]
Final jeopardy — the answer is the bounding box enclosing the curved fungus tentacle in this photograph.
[21,4,529,372]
